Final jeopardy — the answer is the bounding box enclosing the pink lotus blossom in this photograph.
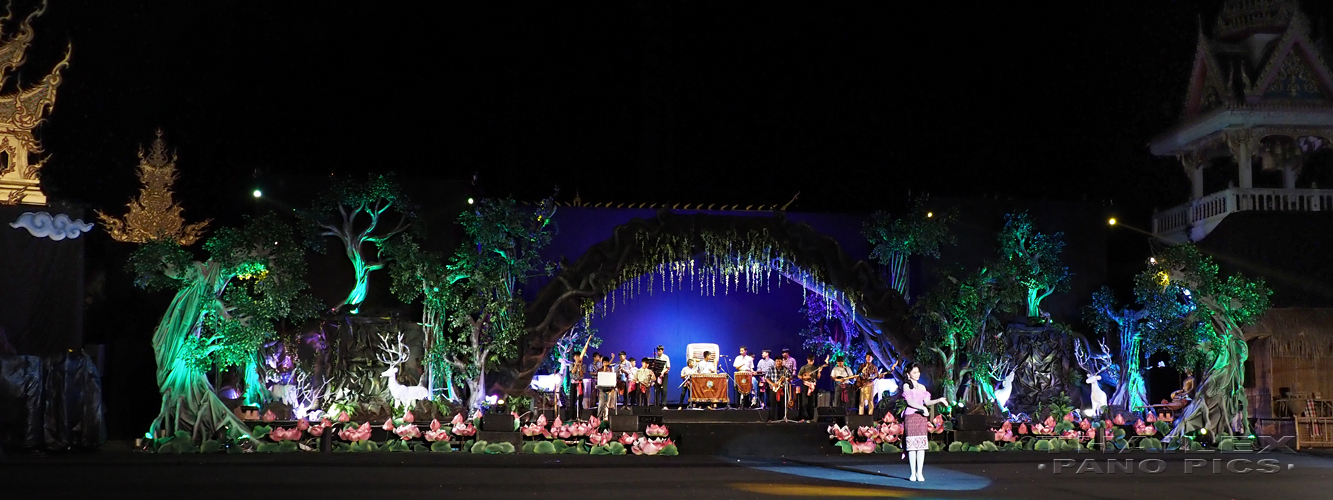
[619,432,640,445]
[588,430,613,447]
[395,424,421,440]
[521,423,545,437]
[827,424,853,441]
[553,416,563,428]
[339,422,373,443]
[269,427,301,442]
[588,416,601,429]
[383,419,395,431]
[1113,414,1125,426]
[632,437,665,456]
[262,410,276,422]
[929,414,945,433]
[571,422,592,437]
[452,421,476,437]
[451,413,466,426]
[424,419,450,442]
[881,412,897,424]
[1103,419,1113,429]
[645,424,670,438]
[321,418,332,428]
[1085,428,1097,440]
[1019,423,1029,435]
[297,418,310,431]
[851,440,877,454]
[1145,412,1156,423]
[1062,413,1074,422]
[403,411,415,424]
[308,422,326,437]
[536,414,548,428]
[1043,416,1056,428]
[472,410,483,421]
[338,412,350,423]
[994,429,1015,442]
[1079,420,1091,431]
[1000,421,1013,432]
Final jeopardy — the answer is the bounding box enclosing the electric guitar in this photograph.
[800,355,831,393]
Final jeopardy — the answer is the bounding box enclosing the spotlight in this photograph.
[467,197,474,205]
[1108,218,1117,226]
[253,189,263,198]
[926,212,933,218]
[1200,428,1207,435]
[1150,257,1157,264]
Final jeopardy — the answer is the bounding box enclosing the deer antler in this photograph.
[376,332,409,367]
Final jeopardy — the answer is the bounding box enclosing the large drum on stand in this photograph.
[735,372,754,394]
[689,374,729,404]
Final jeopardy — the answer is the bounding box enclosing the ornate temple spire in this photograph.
[0,1,66,206]
[95,131,212,245]
[1215,0,1298,40]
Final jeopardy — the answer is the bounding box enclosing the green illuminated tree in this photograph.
[302,173,413,313]
[388,196,557,410]
[996,212,1069,318]
[1134,245,1271,437]
[1085,287,1149,413]
[132,214,318,443]
[915,265,1019,404]
[863,195,957,301]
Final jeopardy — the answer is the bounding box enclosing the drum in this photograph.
[597,371,617,389]
[735,372,754,393]
[689,374,729,403]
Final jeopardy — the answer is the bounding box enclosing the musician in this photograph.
[765,355,792,421]
[596,353,616,418]
[618,352,634,405]
[566,346,589,420]
[634,357,656,406]
[697,351,718,374]
[734,346,755,408]
[679,358,698,407]
[795,354,826,422]
[755,349,775,410]
[653,345,671,407]
[857,353,897,415]
[831,356,854,408]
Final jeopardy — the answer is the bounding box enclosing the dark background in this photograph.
[6,0,1328,438]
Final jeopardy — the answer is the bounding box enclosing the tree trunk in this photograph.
[1168,330,1250,438]
[149,264,252,443]
[1110,327,1147,412]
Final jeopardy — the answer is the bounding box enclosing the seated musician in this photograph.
[679,358,698,407]
[831,356,854,408]
[697,351,718,374]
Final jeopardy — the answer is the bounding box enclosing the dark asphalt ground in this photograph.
[4,447,1332,500]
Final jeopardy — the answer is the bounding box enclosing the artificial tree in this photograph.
[914,265,1018,405]
[1135,245,1271,438]
[862,195,957,301]
[798,296,865,363]
[133,214,318,442]
[390,196,558,410]
[996,212,1069,319]
[301,173,413,313]
[1085,286,1149,413]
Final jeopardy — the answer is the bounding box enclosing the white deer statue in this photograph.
[992,361,1018,413]
[377,332,432,409]
[1076,338,1113,417]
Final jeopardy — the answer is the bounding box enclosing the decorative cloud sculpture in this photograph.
[9,212,95,241]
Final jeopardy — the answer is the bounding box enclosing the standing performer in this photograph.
[755,350,775,410]
[618,352,634,405]
[596,354,616,419]
[653,345,671,407]
[679,358,697,408]
[831,356,854,408]
[857,353,898,415]
[902,362,950,482]
[634,357,655,406]
[765,355,792,421]
[564,337,592,420]
[796,354,829,422]
[733,346,755,409]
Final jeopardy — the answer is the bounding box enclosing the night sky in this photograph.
[15,1,1333,436]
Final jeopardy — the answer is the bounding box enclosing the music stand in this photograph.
[644,358,667,407]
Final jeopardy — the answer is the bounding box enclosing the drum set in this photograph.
[682,342,759,409]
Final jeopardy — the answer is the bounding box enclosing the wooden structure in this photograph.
[0,7,69,206]
[1244,308,1333,448]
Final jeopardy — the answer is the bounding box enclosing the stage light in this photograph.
[467,197,474,205]
[926,212,933,218]
[1108,218,1117,226]
[253,189,263,198]
[1150,257,1156,264]
[1200,428,1207,435]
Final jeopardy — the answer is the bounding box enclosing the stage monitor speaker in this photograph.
[817,391,832,408]
[633,406,661,416]
[481,414,515,432]
[815,406,843,423]
[954,430,990,445]
[845,414,875,430]
[609,415,638,432]
[956,414,988,431]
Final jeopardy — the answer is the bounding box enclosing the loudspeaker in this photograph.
[817,390,832,407]
[481,414,515,432]
[633,406,661,416]
[476,431,522,449]
[815,406,843,423]
[953,430,991,445]
[957,414,988,431]
[609,414,639,432]
[845,414,875,429]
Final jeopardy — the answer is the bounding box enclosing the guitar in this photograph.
[800,355,831,393]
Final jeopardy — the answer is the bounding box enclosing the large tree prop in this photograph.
[134,215,317,442]
[506,210,913,397]
[1086,287,1149,413]
[389,197,557,410]
[997,212,1069,318]
[1137,245,1270,438]
[863,195,957,301]
[302,173,412,313]
[914,265,1019,405]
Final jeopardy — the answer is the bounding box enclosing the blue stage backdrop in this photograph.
[523,206,874,402]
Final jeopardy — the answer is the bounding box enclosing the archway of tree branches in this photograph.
[499,210,915,395]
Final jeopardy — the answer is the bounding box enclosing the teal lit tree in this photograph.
[388,195,557,410]
[1135,245,1271,437]
[863,195,957,301]
[914,265,1018,404]
[302,173,413,313]
[996,212,1069,318]
[132,214,318,442]
[798,297,865,363]
[1085,287,1149,413]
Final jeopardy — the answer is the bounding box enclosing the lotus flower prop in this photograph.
[536,414,548,428]
[297,418,311,431]
[619,432,640,445]
[827,424,853,441]
[1079,420,1091,431]
[631,437,666,456]
[1062,413,1074,422]
[851,440,877,454]
[929,414,945,434]
[309,418,332,437]
[472,410,483,421]
[404,411,416,424]
[881,412,897,424]
[452,421,477,437]
[339,422,373,443]
[1085,428,1097,440]
[1145,412,1156,423]
[520,422,547,438]
[588,416,601,429]
[571,422,593,437]
[645,424,670,438]
[268,427,302,442]
[383,419,396,432]
[1018,423,1029,435]
[395,423,421,440]
[262,410,276,422]
[589,430,613,447]
[424,419,450,442]
[337,412,350,423]
[1134,420,1156,436]
[1113,414,1125,426]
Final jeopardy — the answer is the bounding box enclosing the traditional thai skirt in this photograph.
[904,412,928,451]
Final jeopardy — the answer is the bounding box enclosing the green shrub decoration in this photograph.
[471,441,489,453]
[199,440,223,454]
[1217,438,1236,451]
[431,441,453,453]
[590,445,611,455]
[928,441,942,452]
[250,425,272,440]
[1139,438,1161,450]
[608,442,626,455]
[1034,439,1053,451]
[980,441,999,452]
[947,441,964,452]
[412,443,430,453]
[522,441,536,454]
[837,440,854,454]
[880,443,902,454]
[553,440,569,453]
[278,441,299,453]
[1154,421,1171,436]
[534,441,557,454]
[659,444,679,456]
